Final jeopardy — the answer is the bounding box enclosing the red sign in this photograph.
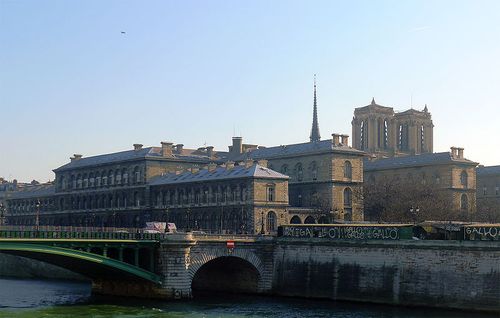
[226,240,235,249]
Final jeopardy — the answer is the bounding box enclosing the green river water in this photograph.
[0,278,495,318]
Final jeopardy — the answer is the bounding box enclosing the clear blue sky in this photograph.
[1,0,500,182]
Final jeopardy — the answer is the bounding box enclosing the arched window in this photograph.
[266,211,277,232]
[134,166,141,184]
[310,161,318,180]
[461,194,468,211]
[290,215,301,224]
[280,164,288,175]
[295,163,303,181]
[122,168,128,185]
[344,187,353,221]
[108,170,114,186]
[304,216,316,224]
[344,161,352,179]
[460,171,468,188]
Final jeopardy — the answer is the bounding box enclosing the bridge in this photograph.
[1,225,499,312]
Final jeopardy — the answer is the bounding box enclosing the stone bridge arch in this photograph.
[188,246,267,294]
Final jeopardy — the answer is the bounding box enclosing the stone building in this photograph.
[6,143,224,229]
[5,78,364,229]
[352,98,433,157]
[364,147,478,215]
[353,98,478,218]
[476,165,500,219]
[149,161,289,234]
[226,81,366,223]
[6,143,289,234]
[228,136,365,223]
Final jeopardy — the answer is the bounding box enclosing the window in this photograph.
[280,164,288,175]
[461,194,468,211]
[267,186,275,202]
[496,186,499,196]
[344,161,352,179]
[134,166,141,184]
[344,187,353,220]
[460,171,468,188]
[343,187,352,207]
[296,163,303,181]
[266,211,277,232]
[483,187,487,196]
[310,161,318,180]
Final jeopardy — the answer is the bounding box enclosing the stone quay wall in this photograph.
[272,238,500,312]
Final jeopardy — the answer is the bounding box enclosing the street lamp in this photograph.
[409,206,420,224]
[35,199,41,233]
[0,203,5,229]
[260,211,265,235]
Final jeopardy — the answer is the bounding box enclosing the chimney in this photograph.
[208,162,217,172]
[457,147,464,159]
[450,146,458,158]
[332,133,340,146]
[161,142,173,157]
[133,143,143,151]
[206,146,214,158]
[244,159,254,168]
[71,154,82,162]
[226,161,235,170]
[232,137,243,155]
[175,144,184,154]
[340,134,349,146]
[257,159,268,168]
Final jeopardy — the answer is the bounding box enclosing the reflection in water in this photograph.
[0,278,495,318]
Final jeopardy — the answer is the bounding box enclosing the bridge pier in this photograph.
[156,233,196,299]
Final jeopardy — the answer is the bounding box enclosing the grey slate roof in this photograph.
[237,139,364,160]
[9,184,56,199]
[150,164,288,186]
[54,147,219,172]
[364,152,478,171]
[477,165,500,176]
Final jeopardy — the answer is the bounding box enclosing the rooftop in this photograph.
[236,139,364,160]
[150,163,288,186]
[54,146,227,172]
[477,165,500,176]
[364,152,478,171]
[9,184,56,199]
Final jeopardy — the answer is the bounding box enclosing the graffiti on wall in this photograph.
[281,225,404,240]
[465,226,500,241]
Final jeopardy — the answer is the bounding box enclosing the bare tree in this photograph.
[475,198,500,223]
[361,177,457,223]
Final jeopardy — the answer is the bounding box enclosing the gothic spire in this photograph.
[310,74,321,142]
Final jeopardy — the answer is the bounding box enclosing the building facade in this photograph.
[352,99,433,157]
[5,79,364,229]
[228,135,365,223]
[476,165,500,221]
[364,147,478,217]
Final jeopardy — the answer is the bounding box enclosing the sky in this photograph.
[1,0,500,182]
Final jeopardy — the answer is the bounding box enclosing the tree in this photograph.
[475,198,500,223]
[361,176,457,223]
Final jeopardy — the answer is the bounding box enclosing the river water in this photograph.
[0,278,495,318]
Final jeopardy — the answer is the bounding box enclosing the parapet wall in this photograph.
[272,239,500,312]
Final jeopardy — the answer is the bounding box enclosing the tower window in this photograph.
[460,171,468,188]
[267,186,275,202]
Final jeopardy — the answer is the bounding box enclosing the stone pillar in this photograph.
[157,233,196,299]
